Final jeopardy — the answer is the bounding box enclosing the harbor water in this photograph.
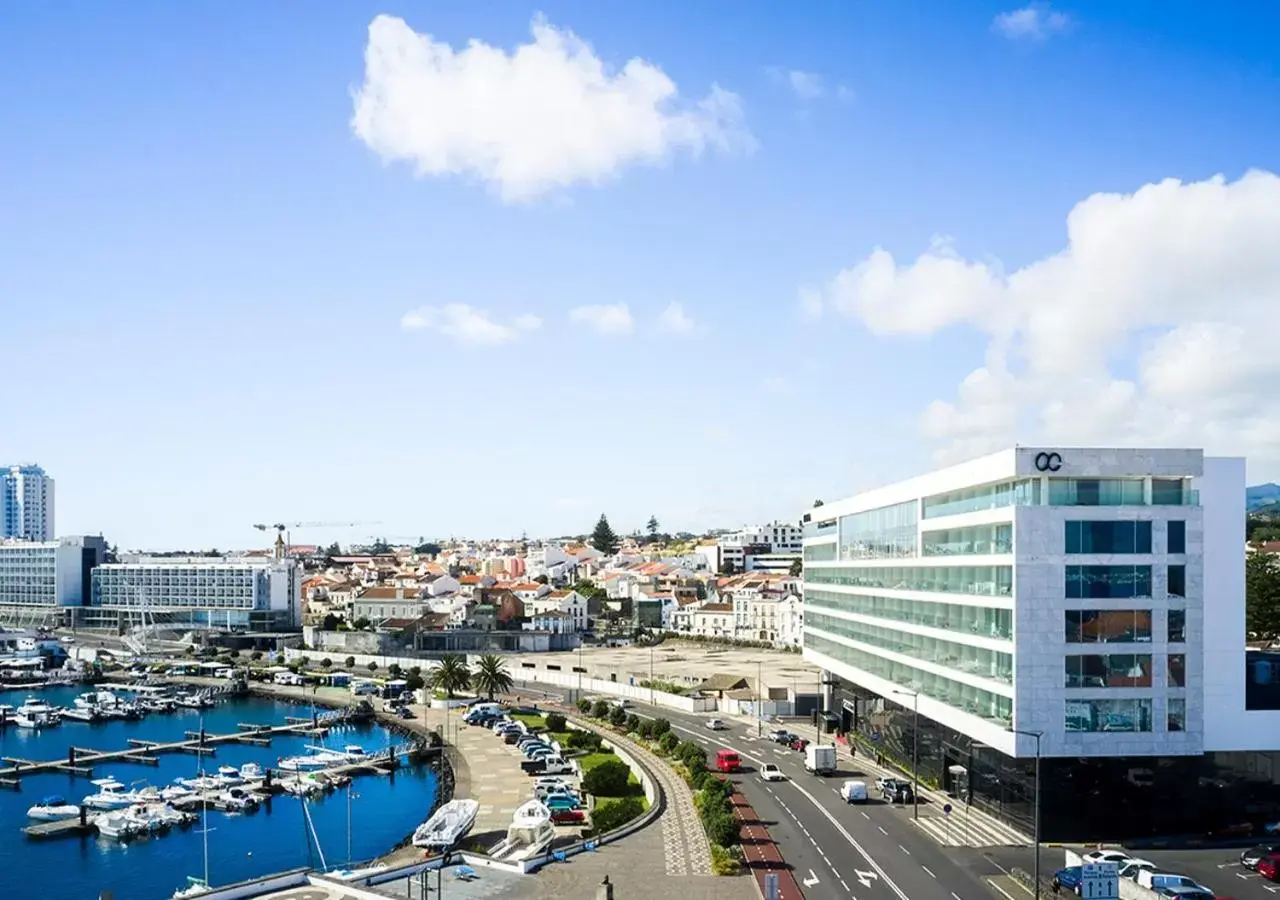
[0,687,439,900]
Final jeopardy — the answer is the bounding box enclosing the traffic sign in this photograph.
[1081,863,1119,900]
[943,803,952,815]
[764,873,780,900]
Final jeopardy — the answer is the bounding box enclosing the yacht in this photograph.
[219,787,259,812]
[238,762,264,781]
[84,779,135,811]
[27,795,82,821]
[161,784,195,802]
[14,696,58,728]
[60,705,102,723]
[490,800,556,861]
[175,692,213,709]
[411,799,480,851]
[278,777,324,798]
[304,743,368,764]
[215,766,244,786]
[177,774,223,792]
[277,753,328,772]
[96,810,142,840]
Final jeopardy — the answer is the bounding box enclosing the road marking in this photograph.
[855,869,879,888]
[839,878,851,891]
[861,811,870,819]
[1238,873,1251,880]
[952,892,964,900]
[879,826,888,835]
[804,870,820,887]
[988,879,1020,900]
[900,845,911,855]
[921,865,934,877]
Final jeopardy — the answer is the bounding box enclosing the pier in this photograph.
[0,712,354,783]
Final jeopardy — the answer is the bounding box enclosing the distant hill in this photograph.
[1247,484,1280,514]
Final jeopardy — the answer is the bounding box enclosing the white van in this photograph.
[840,780,869,803]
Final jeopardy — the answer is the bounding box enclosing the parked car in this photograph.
[1241,845,1280,870]
[706,718,727,730]
[550,808,585,823]
[1118,860,1157,880]
[544,794,582,811]
[768,729,792,744]
[840,780,869,803]
[1137,873,1212,895]
[788,737,810,752]
[879,778,913,802]
[396,707,415,719]
[1155,888,1214,900]
[1084,850,1133,866]
[760,764,785,782]
[1053,867,1084,896]
[1257,854,1280,881]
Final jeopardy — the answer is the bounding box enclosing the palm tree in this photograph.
[429,655,472,699]
[472,654,513,700]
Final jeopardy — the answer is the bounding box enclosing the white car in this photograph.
[1118,860,1156,881]
[760,764,785,782]
[1082,850,1132,865]
[706,718,727,730]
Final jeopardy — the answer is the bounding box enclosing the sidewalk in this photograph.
[732,790,804,900]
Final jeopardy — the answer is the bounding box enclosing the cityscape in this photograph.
[3,4,1280,900]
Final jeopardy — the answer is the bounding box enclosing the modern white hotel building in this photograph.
[803,447,1280,841]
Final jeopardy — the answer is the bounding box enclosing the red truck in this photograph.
[715,749,741,773]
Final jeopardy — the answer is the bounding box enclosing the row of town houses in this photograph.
[297,530,804,649]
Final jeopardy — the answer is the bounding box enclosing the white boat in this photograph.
[219,788,258,811]
[60,705,101,723]
[177,774,223,792]
[303,743,368,764]
[84,778,135,810]
[127,804,167,833]
[332,864,389,881]
[215,766,243,786]
[277,753,328,772]
[412,799,480,851]
[238,762,264,781]
[490,800,556,861]
[96,810,142,840]
[162,784,195,802]
[27,795,82,821]
[279,777,324,797]
[173,877,212,899]
[175,692,213,709]
[14,696,58,728]
[174,732,215,900]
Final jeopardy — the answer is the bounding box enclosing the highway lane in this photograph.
[746,771,853,900]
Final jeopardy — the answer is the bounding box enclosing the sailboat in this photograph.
[173,716,215,899]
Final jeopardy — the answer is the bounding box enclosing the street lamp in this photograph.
[1009,729,1044,900]
[891,688,920,820]
[756,659,763,737]
[648,646,654,707]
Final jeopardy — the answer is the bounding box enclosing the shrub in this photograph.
[582,759,632,797]
[344,657,356,669]
[702,809,740,848]
[591,699,611,719]
[320,658,332,668]
[676,741,706,773]
[658,732,679,755]
[637,720,655,740]
[625,713,640,732]
[367,661,378,672]
[709,843,741,875]
[575,698,592,714]
[250,651,263,661]
[651,718,671,737]
[688,767,710,791]
[608,706,628,727]
[545,713,567,733]
[589,796,644,835]
[567,730,604,752]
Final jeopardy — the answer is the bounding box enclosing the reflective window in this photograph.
[1065,565,1153,599]
[1065,521,1152,554]
[922,524,1013,557]
[1167,698,1186,731]
[805,631,1013,726]
[1065,698,1153,733]
[808,564,1013,597]
[1152,478,1193,505]
[1168,565,1186,598]
[1065,654,1153,688]
[803,542,836,562]
[802,519,837,540]
[1049,479,1145,506]
[1167,610,1186,643]
[1168,520,1187,555]
[805,588,1012,639]
[1169,654,1186,688]
[808,611,1014,683]
[1064,610,1152,643]
[838,501,918,560]
[922,480,1041,520]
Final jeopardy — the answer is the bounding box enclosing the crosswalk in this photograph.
[912,809,1033,847]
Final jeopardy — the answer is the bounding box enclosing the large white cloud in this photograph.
[569,303,634,335]
[401,304,541,346]
[807,170,1280,472]
[351,14,752,202]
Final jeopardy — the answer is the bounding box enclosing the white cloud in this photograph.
[992,4,1072,41]
[400,303,540,346]
[658,301,696,335]
[351,14,753,202]
[569,303,634,335]
[767,67,851,103]
[809,170,1280,472]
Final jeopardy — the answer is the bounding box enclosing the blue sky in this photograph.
[2,1,1278,549]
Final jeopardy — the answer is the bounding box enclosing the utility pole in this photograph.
[757,659,763,737]
[892,688,921,820]
[1010,729,1044,900]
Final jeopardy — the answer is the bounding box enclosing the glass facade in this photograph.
[922,479,1040,519]
[1168,698,1186,731]
[1065,653,1153,688]
[1152,478,1195,505]
[803,542,837,562]
[805,588,1012,639]
[1065,520,1152,554]
[1065,565,1152,599]
[1169,653,1186,688]
[1064,610,1152,643]
[802,518,838,540]
[0,544,58,606]
[1065,698,1153,732]
[808,611,1013,683]
[1049,478,1145,506]
[922,523,1012,557]
[1168,609,1186,643]
[838,500,918,560]
[807,632,1012,724]
[1168,564,1186,597]
[93,564,264,610]
[1168,520,1187,554]
[808,564,1013,597]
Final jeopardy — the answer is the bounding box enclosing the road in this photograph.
[518,682,1008,900]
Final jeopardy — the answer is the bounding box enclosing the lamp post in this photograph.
[648,646,654,707]
[1009,729,1044,900]
[577,645,584,704]
[757,659,763,737]
[891,688,920,820]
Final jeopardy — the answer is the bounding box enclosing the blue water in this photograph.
[0,687,438,900]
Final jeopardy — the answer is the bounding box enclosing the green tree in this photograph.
[646,515,659,538]
[415,541,441,556]
[352,617,371,630]
[472,654,513,700]
[344,656,356,670]
[576,698,592,714]
[321,613,341,631]
[545,713,567,733]
[568,730,604,752]
[651,718,670,737]
[609,705,628,727]
[370,538,391,554]
[720,560,738,576]
[589,796,643,835]
[625,713,640,732]
[320,657,332,668]
[1247,550,1280,640]
[590,514,620,555]
[367,661,378,672]
[582,759,631,797]
[429,654,472,699]
[789,559,803,577]
[659,732,679,754]
[388,663,403,678]
[404,671,425,693]
[533,574,549,585]
[250,650,263,661]
[591,699,611,719]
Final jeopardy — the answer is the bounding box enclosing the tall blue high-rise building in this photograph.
[1,464,55,542]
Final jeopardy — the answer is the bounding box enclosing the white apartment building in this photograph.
[1,465,55,542]
[0,536,106,612]
[90,558,301,631]
[699,522,803,574]
[526,589,588,632]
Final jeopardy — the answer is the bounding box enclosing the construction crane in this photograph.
[252,521,378,559]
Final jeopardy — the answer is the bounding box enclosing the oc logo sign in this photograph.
[1034,452,1063,472]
